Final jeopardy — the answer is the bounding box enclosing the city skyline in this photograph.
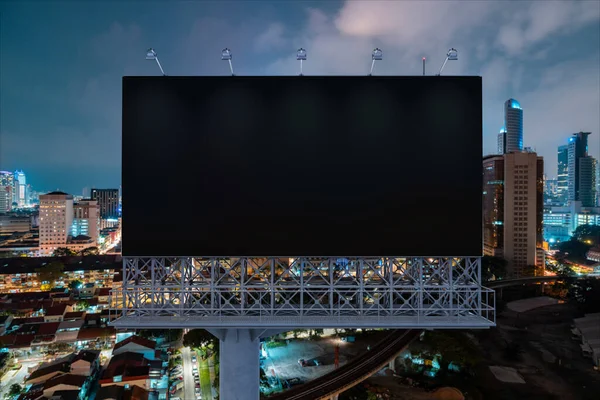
[1,1,599,194]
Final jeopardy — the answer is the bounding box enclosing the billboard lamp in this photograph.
[370,48,382,76]
[145,48,166,76]
[437,48,458,76]
[296,48,307,76]
[221,48,234,76]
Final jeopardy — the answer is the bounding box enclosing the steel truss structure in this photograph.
[111,257,495,329]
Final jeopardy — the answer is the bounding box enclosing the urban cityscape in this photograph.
[1,1,600,400]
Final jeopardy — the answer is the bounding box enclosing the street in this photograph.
[0,360,37,399]
[181,347,196,400]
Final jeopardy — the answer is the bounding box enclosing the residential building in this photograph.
[498,98,524,154]
[72,199,99,245]
[39,192,74,256]
[0,185,11,213]
[44,304,73,323]
[112,335,157,360]
[483,151,544,277]
[43,374,88,399]
[0,215,31,234]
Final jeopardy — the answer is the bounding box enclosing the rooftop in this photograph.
[113,335,156,352]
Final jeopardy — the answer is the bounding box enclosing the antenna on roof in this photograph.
[221,48,234,76]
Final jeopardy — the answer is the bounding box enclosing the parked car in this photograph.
[341,336,355,342]
[297,359,307,367]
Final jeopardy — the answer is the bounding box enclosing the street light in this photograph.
[437,48,458,76]
[145,48,166,76]
[296,48,307,76]
[221,48,234,76]
[370,48,382,76]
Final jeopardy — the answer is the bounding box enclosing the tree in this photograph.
[481,256,508,281]
[68,279,83,290]
[572,224,600,245]
[76,300,90,311]
[569,278,600,313]
[80,246,99,256]
[557,238,591,263]
[183,329,215,349]
[47,342,72,353]
[53,247,77,257]
[35,261,65,287]
[421,331,481,374]
[5,383,23,399]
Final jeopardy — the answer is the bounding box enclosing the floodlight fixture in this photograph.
[145,48,166,76]
[296,48,306,75]
[221,48,234,76]
[437,48,458,76]
[370,48,382,75]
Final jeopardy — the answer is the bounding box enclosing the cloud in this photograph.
[254,23,287,52]
[497,1,600,55]
[519,60,600,176]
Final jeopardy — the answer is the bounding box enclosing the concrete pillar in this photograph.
[214,329,260,400]
[388,358,395,372]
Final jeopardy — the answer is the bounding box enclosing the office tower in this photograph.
[483,152,544,278]
[13,170,27,207]
[498,99,524,154]
[39,191,74,256]
[72,199,99,244]
[567,132,595,206]
[579,157,597,208]
[0,171,14,212]
[597,162,600,206]
[91,189,119,219]
[556,145,569,205]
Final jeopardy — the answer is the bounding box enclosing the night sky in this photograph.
[1,1,599,195]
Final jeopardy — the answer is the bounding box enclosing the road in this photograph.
[0,360,36,399]
[181,347,196,400]
[269,330,420,400]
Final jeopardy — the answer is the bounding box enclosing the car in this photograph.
[195,383,200,388]
[195,387,201,394]
[171,398,181,400]
[177,376,183,381]
[283,378,304,388]
[314,359,321,366]
[297,359,307,367]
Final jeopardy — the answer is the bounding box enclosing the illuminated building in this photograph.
[498,99,523,154]
[567,132,596,207]
[72,199,99,245]
[91,189,119,219]
[39,191,74,256]
[483,151,544,277]
[14,170,27,207]
[544,201,600,243]
[556,145,569,205]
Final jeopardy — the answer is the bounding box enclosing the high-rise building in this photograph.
[72,199,99,244]
[14,170,27,207]
[91,189,119,219]
[567,132,595,207]
[483,152,544,278]
[498,99,523,154]
[556,145,569,205]
[0,171,14,213]
[579,157,597,208]
[39,191,74,256]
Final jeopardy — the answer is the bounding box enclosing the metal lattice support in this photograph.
[110,257,495,329]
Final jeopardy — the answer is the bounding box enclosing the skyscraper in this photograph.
[91,189,119,219]
[483,152,544,278]
[567,132,595,207]
[0,171,13,213]
[498,99,524,154]
[14,170,27,207]
[556,145,569,205]
[39,191,74,256]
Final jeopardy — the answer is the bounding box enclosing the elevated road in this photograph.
[268,330,420,400]
[486,275,573,288]
[269,277,573,400]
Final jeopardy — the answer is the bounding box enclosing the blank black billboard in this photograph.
[122,76,482,257]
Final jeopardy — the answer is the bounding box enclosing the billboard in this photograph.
[122,76,482,257]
